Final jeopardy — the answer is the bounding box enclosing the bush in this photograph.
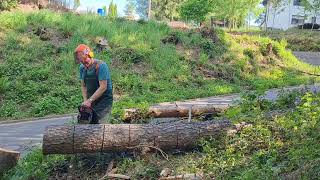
[0,11,27,30]
[0,100,20,118]
[112,47,148,64]
[299,23,320,30]
[32,96,65,116]
[0,0,18,11]
[199,91,320,179]
[0,76,10,94]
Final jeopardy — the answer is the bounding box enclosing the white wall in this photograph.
[266,0,316,30]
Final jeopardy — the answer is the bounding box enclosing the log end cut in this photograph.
[0,148,20,175]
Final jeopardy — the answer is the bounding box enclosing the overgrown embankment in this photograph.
[0,10,318,121]
[243,29,320,52]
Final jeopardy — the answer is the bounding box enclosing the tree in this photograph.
[152,0,186,21]
[208,0,261,30]
[108,0,118,19]
[302,0,320,30]
[103,5,107,15]
[114,4,118,17]
[73,0,80,10]
[180,0,212,25]
[0,0,18,11]
[134,0,149,19]
[124,0,136,18]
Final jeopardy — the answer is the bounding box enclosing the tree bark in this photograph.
[123,104,229,122]
[148,0,152,20]
[0,148,20,175]
[43,120,232,155]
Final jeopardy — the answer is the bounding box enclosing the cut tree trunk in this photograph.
[0,148,20,175]
[123,104,229,122]
[43,120,231,155]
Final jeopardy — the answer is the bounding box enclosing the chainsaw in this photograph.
[77,105,98,124]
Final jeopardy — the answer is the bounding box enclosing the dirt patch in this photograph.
[199,27,219,43]
[161,33,181,45]
[132,62,150,75]
[14,4,38,12]
[111,58,150,76]
[197,65,238,82]
[176,43,201,61]
[111,47,147,64]
[0,32,5,45]
[167,21,190,30]
[32,27,71,52]
[15,0,69,12]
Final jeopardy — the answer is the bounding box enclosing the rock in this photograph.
[160,168,172,177]
[95,37,110,53]
[35,27,52,41]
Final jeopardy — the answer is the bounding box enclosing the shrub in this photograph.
[0,76,10,94]
[0,0,18,11]
[112,47,148,64]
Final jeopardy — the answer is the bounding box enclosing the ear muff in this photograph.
[88,51,94,58]
[83,48,94,58]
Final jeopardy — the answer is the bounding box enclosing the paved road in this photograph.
[293,51,320,66]
[0,116,75,153]
[1,84,320,154]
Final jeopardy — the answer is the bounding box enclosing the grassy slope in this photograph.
[0,10,319,122]
[244,28,320,52]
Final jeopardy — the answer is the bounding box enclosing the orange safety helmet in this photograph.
[74,44,94,59]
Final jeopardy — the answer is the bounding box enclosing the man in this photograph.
[74,44,113,123]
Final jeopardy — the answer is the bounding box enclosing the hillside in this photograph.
[1,10,320,180]
[0,10,319,121]
[240,28,320,52]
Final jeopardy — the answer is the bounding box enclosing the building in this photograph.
[266,0,320,30]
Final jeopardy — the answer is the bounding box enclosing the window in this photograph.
[293,0,302,6]
[291,15,304,25]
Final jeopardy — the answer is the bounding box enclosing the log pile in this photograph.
[43,120,231,155]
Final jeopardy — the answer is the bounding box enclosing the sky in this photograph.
[77,0,127,16]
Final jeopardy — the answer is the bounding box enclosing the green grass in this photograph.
[0,10,319,121]
[2,148,66,180]
[240,28,320,52]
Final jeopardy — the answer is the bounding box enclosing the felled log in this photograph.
[0,148,20,175]
[43,120,231,155]
[159,173,203,180]
[124,104,229,121]
[105,174,131,179]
